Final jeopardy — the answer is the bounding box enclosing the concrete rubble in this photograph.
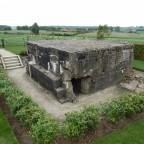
[120,70,144,92]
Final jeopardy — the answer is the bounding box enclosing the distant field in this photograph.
[133,59,144,72]
[0,30,144,54]
[78,31,144,38]
[77,32,144,43]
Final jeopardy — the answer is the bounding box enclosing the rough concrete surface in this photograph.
[28,40,132,53]
[27,40,133,102]
[120,69,144,93]
[6,67,128,119]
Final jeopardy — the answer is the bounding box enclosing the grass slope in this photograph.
[92,119,144,144]
[5,46,26,55]
[0,108,19,144]
[78,32,144,38]
[133,59,144,72]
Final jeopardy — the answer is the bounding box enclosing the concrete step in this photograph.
[6,66,24,70]
[1,55,23,70]
[28,63,61,88]
[55,87,66,97]
[5,60,20,64]
[2,55,18,59]
[6,63,21,67]
[3,57,19,61]
[55,87,68,103]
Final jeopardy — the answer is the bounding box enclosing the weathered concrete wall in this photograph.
[26,40,134,103]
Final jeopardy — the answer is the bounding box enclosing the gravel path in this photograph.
[6,67,127,119]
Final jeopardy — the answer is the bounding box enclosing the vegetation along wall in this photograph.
[134,44,144,61]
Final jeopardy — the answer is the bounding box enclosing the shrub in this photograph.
[3,86,23,98]
[0,80,13,91]
[19,50,27,56]
[30,116,59,144]
[134,44,144,61]
[62,105,100,139]
[6,95,34,115]
[82,105,100,129]
[102,93,144,123]
[16,105,45,127]
[0,66,59,143]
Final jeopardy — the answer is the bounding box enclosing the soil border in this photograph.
[0,96,32,144]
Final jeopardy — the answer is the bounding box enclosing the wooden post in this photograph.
[2,39,5,48]
[27,36,29,41]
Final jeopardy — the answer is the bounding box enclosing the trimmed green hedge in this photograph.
[134,44,144,61]
[0,65,144,142]
[102,92,144,122]
[0,66,59,144]
[62,105,100,138]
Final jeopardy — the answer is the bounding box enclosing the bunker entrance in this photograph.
[71,78,81,94]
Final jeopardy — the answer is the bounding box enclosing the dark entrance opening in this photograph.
[71,78,81,94]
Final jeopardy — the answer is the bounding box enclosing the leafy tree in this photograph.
[115,26,120,32]
[0,25,11,31]
[96,24,111,39]
[109,26,113,32]
[31,23,39,35]
[16,25,29,30]
[16,26,22,30]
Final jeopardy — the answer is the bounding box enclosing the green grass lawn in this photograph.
[5,46,26,55]
[133,59,144,71]
[91,118,144,144]
[1,30,144,54]
[0,108,19,144]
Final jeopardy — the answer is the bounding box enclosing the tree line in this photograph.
[0,25,12,31]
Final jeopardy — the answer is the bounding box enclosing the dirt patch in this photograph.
[0,96,32,144]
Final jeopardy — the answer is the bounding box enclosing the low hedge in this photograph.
[0,65,144,142]
[102,93,144,122]
[62,105,100,139]
[0,66,59,144]
[134,44,144,61]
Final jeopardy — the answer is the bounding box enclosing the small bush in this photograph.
[0,65,59,143]
[0,79,13,89]
[134,44,144,61]
[6,95,34,115]
[16,105,45,127]
[19,50,27,56]
[102,93,144,123]
[62,105,100,139]
[30,116,59,144]
[3,86,23,98]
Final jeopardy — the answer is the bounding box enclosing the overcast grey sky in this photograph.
[0,0,144,26]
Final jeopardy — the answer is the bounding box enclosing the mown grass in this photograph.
[133,59,144,72]
[5,46,26,55]
[78,32,144,38]
[1,30,144,54]
[0,108,19,144]
[91,118,144,144]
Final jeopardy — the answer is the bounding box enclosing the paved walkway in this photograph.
[7,67,127,119]
[0,48,15,57]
